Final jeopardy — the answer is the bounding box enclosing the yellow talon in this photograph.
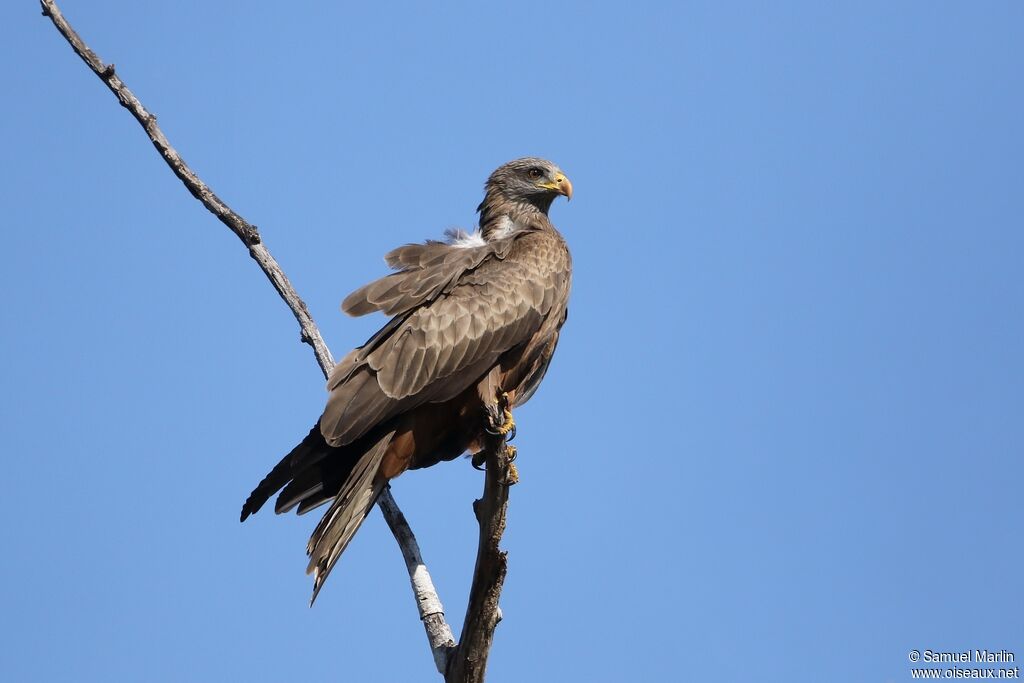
[504,445,518,484]
[496,408,515,436]
[485,392,516,440]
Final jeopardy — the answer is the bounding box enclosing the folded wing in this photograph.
[322,229,560,447]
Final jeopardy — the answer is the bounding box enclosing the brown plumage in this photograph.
[240,157,573,603]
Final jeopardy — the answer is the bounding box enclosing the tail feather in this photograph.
[275,470,327,515]
[275,444,365,516]
[296,495,333,516]
[240,423,327,522]
[306,430,395,604]
[241,420,368,520]
[241,422,397,604]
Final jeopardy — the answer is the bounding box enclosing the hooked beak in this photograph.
[541,173,573,201]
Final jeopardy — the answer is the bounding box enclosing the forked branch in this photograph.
[41,2,515,680]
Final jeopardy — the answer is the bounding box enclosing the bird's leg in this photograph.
[484,391,516,440]
[473,392,519,479]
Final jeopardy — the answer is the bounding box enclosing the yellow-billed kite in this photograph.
[241,158,573,602]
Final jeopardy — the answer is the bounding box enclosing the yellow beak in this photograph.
[541,173,573,200]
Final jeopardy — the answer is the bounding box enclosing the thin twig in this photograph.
[39,0,334,373]
[40,0,456,671]
[379,489,457,673]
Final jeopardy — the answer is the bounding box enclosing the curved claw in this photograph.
[471,449,487,470]
[485,405,516,438]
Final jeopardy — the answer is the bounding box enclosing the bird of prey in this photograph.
[240,157,573,603]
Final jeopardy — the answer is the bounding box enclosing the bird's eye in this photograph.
[528,168,544,180]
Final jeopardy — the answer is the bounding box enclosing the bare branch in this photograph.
[446,404,518,683]
[379,489,457,673]
[40,0,456,672]
[39,0,334,373]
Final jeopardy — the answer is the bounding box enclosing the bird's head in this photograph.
[480,157,573,217]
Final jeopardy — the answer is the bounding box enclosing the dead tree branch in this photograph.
[378,490,457,673]
[40,0,463,674]
[446,401,519,683]
[38,0,333,373]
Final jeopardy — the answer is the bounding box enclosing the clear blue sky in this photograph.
[2,2,1021,681]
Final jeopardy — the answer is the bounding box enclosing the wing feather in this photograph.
[322,228,568,446]
[343,240,501,318]
[306,430,395,604]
